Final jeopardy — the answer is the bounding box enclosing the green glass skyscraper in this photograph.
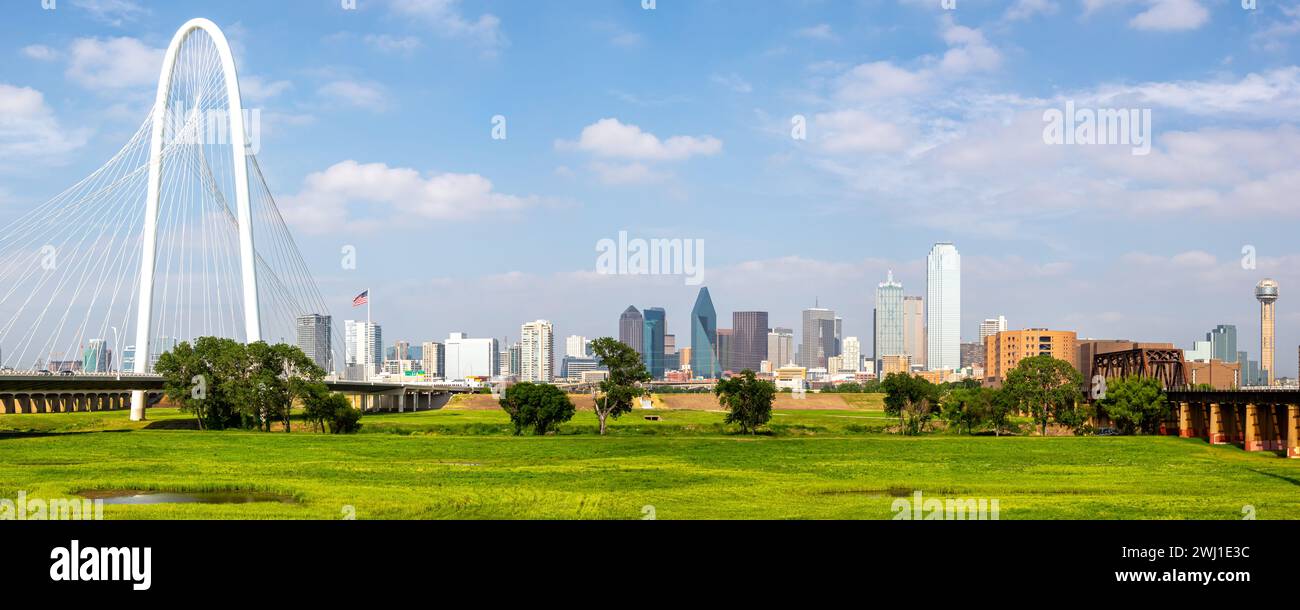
[643,307,667,379]
[690,287,721,379]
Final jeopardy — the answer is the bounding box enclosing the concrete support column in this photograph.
[398,393,406,413]
[1210,403,1226,445]
[17,394,31,414]
[1288,404,1299,459]
[1245,403,1262,452]
[0,395,14,414]
[56,394,68,413]
[34,394,49,414]
[1178,402,1192,438]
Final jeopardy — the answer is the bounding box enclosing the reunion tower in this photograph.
[1256,279,1279,386]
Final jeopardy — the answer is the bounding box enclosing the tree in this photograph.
[298,382,361,434]
[498,382,575,435]
[714,369,776,434]
[1003,355,1085,436]
[1098,376,1168,435]
[589,337,652,435]
[882,373,941,435]
[987,387,1017,437]
[155,336,245,430]
[155,338,324,432]
[941,386,994,435]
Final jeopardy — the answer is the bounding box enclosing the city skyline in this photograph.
[4,2,1300,377]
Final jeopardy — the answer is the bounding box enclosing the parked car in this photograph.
[1096,427,1121,437]
[36,369,53,376]
[59,370,76,377]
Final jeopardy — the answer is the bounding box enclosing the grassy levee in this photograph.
[1,402,1297,520]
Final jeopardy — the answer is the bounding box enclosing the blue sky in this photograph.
[3,0,1300,374]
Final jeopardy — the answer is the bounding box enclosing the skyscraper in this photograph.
[82,339,110,373]
[643,307,667,379]
[421,341,445,380]
[520,320,554,383]
[874,271,904,375]
[800,306,836,369]
[344,320,382,379]
[619,306,644,355]
[903,296,926,370]
[1257,279,1279,386]
[717,328,734,373]
[731,311,769,373]
[979,316,1007,344]
[565,335,589,358]
[926,243,961,371]
[444,333,499,381]
[842,337,862,372]
[1207,325,1237,363]
[767,328,794,369]
[296,314,332,373]
[690,288,721,379]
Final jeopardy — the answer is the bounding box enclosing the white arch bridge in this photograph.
[0,19,408,419]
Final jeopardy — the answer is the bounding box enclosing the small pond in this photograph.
[77,490,297,505]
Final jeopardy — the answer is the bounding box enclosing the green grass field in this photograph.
[1,402,1297,520]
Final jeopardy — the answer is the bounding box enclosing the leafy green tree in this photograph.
[155,338,324,432]
[589,337,652,435]
[1098,376,1168,435]
[155,336,245,430]
[498,382,576,435]
[298,382,361,434]
[714,370,776,434]
[987,387,1017,437]
[1003,355,1085,436]
[941,386,994,435]
[882,373,941,435]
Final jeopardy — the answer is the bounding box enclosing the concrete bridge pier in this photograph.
[1246,403,1285,452]
[1210,403,1226,445]
[1289,405,1299,458]
[1,395,15,414]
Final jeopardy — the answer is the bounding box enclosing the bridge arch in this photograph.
[131,19,260,420]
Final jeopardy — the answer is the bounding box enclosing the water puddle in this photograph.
[77,490,297,505]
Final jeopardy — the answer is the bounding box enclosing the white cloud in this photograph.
[558,118,722,162]
[0,84,90,164]
[240,76,292,102]
[796,24,838,41]
[365,34,423,54]
[1090,67,1300,119]
[280,160,537,234]
[835,61,933,101]
[72,0,147,27]
[1003,0,1059,21]
[813,110,910,154]
[388,0,507,53]
[66,37,163,90]
[938,21,1002,74]
[318,80,389,112]
[833,21,1000,102]
[1129,0,1209,32]
[21,45,60,61]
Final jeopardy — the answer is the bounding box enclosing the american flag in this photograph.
[352,290,369,307]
